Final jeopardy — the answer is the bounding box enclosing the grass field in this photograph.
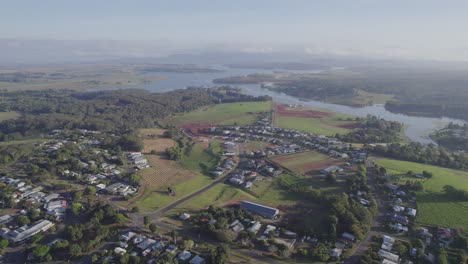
[180,141,222,174]
[274,105,357,136]
[165,101,272,126]
[374,158,468,192]
[164,175,304,217]
[0,111,21,121]
[375,158,468,229]
[129,130,222,212]
[327,89,394,107]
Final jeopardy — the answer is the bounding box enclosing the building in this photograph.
[240,201,279,219]
[378,249,399,263]
[0,215,13,225]
[342,232,355,241]
[2,220,54,244]
[320,166,343,174]
[189,255,205,264]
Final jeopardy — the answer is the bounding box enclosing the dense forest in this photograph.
[337,115,403,143]
[430,123,468,152]
[0,87,270,141]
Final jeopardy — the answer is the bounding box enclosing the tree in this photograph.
[312,243,330,262]
[69,243,82,257]
[436,247,448,264]
[170,230,178,244]
[131,206,139,213]
[149,223,159,233]
[17,215,30,226]
[128,174,140,187]
[71,202,83,216]
[183,240,194,250]
[85,186,97,196]
[326,173,337,183]
[30,233,44,244]
[32,244,50,259]
[143,216,150,227]
[0,238,9,248]
[73,191,83,202]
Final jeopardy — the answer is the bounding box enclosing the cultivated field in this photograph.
[165,101,272,126]
[375,158,468,229]
[273,104,358,136]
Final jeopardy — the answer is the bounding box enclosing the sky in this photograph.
[2,0,468,62]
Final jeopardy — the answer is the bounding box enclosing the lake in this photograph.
[119,67,467,144]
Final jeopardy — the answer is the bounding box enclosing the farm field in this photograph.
[273,104,358,136]
[415,193,468,230]
[0,111,21,121]
[270,151,340,175]
[375,158,468,229]
[165,101,272,126]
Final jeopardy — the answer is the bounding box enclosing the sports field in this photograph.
[165,101,272,126]
[375,158,468,229]
[273,104,358,136]
[270,151,340,175]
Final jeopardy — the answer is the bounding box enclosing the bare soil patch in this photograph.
[275,104,332,118]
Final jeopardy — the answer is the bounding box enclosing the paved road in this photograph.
[345,158,386,264]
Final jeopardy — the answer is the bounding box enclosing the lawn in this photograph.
[0,111,21,121]
[375,158,468,229]
[275,115,356,136]
[165,101,272,126]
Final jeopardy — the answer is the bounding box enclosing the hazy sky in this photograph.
[2,0,468,61]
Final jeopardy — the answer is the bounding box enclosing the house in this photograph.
[189,255,205,264]
[229,219,245,233]
[390,223,408,232]
[177,250,192,262]
[42,193,60,203]
[247,221,262,234]
[383,235,395,244]
[378,249,399,263]
[392,205,405,213]
[320,166,343,174]
[0,215,13,225]
[120,231,136,241]
[180,213,191,220]
[329,248,342,258]
[114,247,127,255]
[240,201,279,219]
[406,208,417,217]
[342,232,355,241]
[382,259,398,264]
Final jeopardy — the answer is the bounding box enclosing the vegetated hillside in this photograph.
[216,67,468,121]
[0,87,270,141]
